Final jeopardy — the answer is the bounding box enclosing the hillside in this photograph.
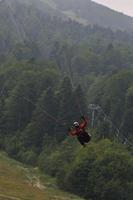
[0,152,83,200]
[0,1,133,200]
[4,0,133,31]
[42,0,133,31]
[1,0,133,67]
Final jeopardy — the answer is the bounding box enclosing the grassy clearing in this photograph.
[0,152,84,200]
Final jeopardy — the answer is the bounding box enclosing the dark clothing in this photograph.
[77,131,91,146]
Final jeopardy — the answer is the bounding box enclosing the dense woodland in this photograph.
[0,1,133,200]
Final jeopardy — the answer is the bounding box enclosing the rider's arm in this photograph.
[79,116,89,129]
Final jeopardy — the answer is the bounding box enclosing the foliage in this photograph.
[0,1,133,199]
[39,139,133,200]
[0,59,88,161]
[19,150,37,165]
[88,69,133,141]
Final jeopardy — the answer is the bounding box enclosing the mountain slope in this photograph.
[0,0,133,63]
[0,152,83,200]
[0,0,62,58]
[42,0,133,31]
[2,0,133,31]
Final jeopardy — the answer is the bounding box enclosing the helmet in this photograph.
[73,122,79,127]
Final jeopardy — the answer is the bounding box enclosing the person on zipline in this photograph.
[68,116,91,147]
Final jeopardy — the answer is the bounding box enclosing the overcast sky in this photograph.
[93,0,133,17]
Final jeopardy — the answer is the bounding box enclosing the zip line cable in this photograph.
[23,96,60,123]
[0,83,63,125]
[1,78,132,149]
[68,70,84,117]
[8,93,133,149]
[75,96,84,116]
[0,81,83,128]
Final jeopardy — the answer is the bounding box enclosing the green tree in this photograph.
[21,87,58,151]
[121,86,133,139]
[72,85,88,119]
[55,77,74,140]
[4,71,38,134]
[62,140,133,200]
[101,70,133,127]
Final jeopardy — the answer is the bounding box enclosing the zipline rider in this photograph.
[68,116,91,147]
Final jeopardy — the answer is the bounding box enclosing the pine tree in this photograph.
[21,87,58,150]
[121,86,133,139]
[72,85,88,120]
[55,77,74,140]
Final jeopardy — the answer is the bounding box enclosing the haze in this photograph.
[93,0,133,17]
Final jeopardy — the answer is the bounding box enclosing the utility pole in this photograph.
[88,104,98,128]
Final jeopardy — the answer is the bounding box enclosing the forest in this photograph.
[0,1,133,200]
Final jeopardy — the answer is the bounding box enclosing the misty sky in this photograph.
[93,0,133,17]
